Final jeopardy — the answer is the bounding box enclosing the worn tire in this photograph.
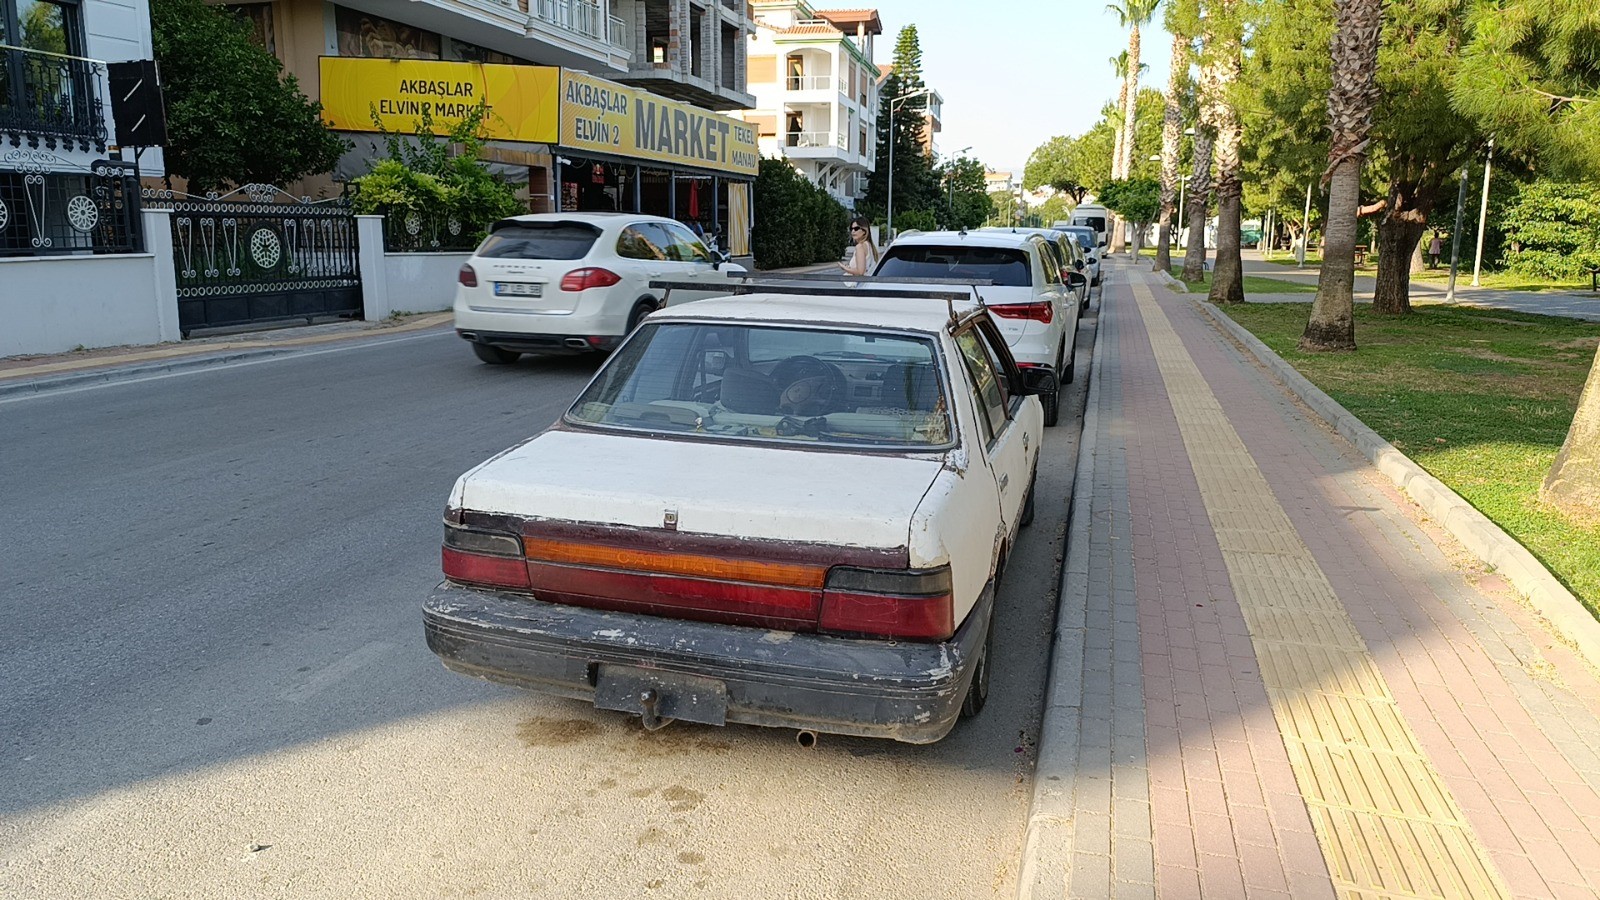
[471,343,520,365]
[960,605,995,718]
[1043,385,1060,427]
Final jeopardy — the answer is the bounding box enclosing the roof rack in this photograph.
[648,274,995,325]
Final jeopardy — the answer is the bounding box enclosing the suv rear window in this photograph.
[476,223,600,260]
[875,245,1033,287]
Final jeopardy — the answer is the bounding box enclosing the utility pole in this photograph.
[1446,164,1470,302]
[1297,181,1312,267]
[1471,137,1495,287]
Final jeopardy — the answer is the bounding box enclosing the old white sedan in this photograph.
[423,289,1050,743]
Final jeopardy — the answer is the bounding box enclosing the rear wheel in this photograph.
[960,603,996,718]
[627,299,657,333]
[471,343,520,365]
[1042,383,1060,427]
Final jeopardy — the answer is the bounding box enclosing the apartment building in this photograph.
[233,0,757,249]
[2,0,159,257]
[742,2,879,209]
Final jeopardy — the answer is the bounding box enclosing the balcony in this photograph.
[785,131,845,149]
[785,74,833,92]
[531,0,605,42]
[0,45,109,153]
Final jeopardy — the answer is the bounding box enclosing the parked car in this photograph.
[872,230,1079,426]
[981,227,1091,316]
[453,212,746,364]
[1053,225,1103,290]
[1067,205,1110,249]
[423,290,1051,744]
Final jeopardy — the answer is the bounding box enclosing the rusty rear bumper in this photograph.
[422,580,993,744]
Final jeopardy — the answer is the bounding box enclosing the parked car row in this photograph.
[428,213,1082,745]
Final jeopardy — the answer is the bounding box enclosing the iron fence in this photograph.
[143,184,362,333]
[382,208,484,253]
[0,45,109,153]
[0,153,140,256]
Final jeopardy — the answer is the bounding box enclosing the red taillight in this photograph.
[820,567,955,641]
[458,263,478,287]
[442,524,529,590]
[559,267,622,292]
[988,301,1054,323]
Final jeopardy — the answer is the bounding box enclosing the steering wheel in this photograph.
[771,355,847,417]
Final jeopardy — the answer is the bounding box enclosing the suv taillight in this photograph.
[442,522,529,590]
[988,301,1054,323]
[458,263,478,287]
[560,267,622,292]
[820,566,954,641]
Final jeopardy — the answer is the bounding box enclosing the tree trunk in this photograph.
[1206,26,1244,305]
[1544,345,1600,519]
[1181,131,1214,282]
[1111,80,1129,180]
[1372,180,1437,315]
[1298,0,1382,353]
[1155,36,1189,274]
[1302,157,1362,350]
[1122,25,1142,179]
[1410,236,1427,273]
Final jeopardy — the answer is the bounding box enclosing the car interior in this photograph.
[568,323,954,447]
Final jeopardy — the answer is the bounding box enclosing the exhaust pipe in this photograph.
[795,730,819,750]
[564,337,589,350]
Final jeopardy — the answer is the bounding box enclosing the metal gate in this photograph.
[144,184,361,335]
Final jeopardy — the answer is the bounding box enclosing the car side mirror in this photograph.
[1074,260,1085,270]
[711,249,730,270]
[1020,367,1057,397]
[1099,239,1107,248]
[1066,271,1087,289]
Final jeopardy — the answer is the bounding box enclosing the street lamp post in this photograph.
[886,86,932,243]
[947,145,972,225]
[1472,136,1495,287]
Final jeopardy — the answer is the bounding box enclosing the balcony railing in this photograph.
[785,74,833,92]
[0,45,109,153]
[531,0,605,43]
[785,131,846,149]
[608,14,631,51]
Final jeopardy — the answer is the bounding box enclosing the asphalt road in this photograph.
[0,309,1096,899]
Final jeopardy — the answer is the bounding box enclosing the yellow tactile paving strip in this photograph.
[1130,281,1508,899]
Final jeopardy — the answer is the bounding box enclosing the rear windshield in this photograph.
[875,245,1033,287]
[568,322,952,449]
[1063,231,1095,250]
[1074,216,1107,233]
[476,223,599,260]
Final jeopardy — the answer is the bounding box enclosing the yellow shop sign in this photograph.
[319,57,559,143]
[558,71,757,177]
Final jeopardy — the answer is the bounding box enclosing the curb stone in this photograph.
[1016,287,1107,900]
[1155,268,1186,293]
[1196,299,1600,672]
[0,348,291,399]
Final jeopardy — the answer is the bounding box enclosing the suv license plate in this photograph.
[494,282,543,297]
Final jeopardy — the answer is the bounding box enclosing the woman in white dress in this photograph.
[840,216,879,276]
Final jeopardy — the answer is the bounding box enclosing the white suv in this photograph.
[873,230,1078,425]
[454,212,745,364]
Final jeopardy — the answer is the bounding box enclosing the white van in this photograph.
[1068,205,1109,248]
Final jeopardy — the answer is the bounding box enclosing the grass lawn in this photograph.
[1410,268,1593,292]
[1215,303,1600,619]
[1265,253,1325,267]
[1175,272,1319,294]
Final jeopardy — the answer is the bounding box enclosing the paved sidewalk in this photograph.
[1039,258,1600,898]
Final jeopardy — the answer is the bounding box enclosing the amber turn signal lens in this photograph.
[522,537,829,589]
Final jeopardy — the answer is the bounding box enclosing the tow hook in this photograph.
[638,689,674,732]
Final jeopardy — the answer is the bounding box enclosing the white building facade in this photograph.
[742,2,879,209]
[2,0,163,257]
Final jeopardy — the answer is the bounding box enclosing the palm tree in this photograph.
[1106,0,1161,253]
[1154,31,1191,274]
[1299,0,1383,351]
[1109,52,1132,183]
[1205,0,1245,305]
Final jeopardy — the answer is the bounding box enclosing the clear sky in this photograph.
[857,0,1174,177]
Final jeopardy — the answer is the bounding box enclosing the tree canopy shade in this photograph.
[1451,1,1600,180]
[152,0,346,192]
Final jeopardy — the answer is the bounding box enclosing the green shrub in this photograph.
[1501,182,1600,279]
[894,209,937,233]
[752,158,852,269]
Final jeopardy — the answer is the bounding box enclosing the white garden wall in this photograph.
[383,253,470,315]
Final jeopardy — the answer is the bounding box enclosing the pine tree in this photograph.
[863,26,938,225]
